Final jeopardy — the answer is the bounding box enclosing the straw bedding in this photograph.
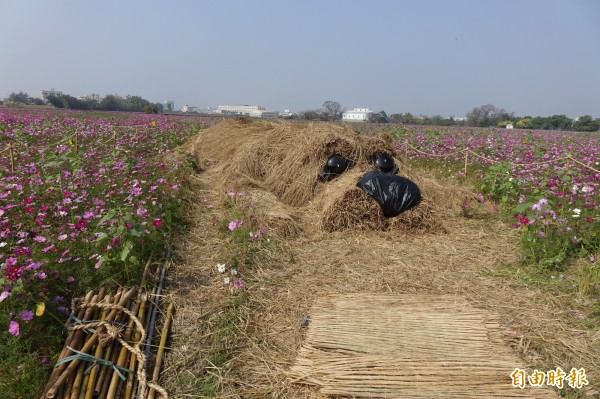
[288,293,559,398]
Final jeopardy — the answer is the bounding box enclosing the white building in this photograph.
[40,89,63,102]
[342,108,373,121]
[78,93,100,102]
[181,104,197,113]
[216,105,278,118]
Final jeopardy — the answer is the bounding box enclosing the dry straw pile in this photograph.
[177,118,463,235]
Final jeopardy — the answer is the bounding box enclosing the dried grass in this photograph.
[287,294,559,398]
[177,118,446,235]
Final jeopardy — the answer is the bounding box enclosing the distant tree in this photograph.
[466,104,507,127]
[322,101,344,121]
[572,115,600,132]
[32,97,45,105]
[100,94,124,111]
[143,104,160,114]
[300,109,327,121]
[515,118,534,129]
[546,115,573,131]
[6,91,32,104]
[124,95,152,112]
[368,110,389,123]
[389,113,416,124]
[46,95,65,108]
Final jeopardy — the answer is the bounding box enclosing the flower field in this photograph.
[368,124,600,272]
[0,108,223,395]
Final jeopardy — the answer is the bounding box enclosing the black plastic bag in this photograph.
[356,171,421,217]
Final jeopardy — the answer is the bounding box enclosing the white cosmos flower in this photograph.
[223,277,230,284]
[216,263,226,273]
[572,208,581,218]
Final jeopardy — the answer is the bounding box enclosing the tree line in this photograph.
[294,102,599,132]
[3,91,162,113]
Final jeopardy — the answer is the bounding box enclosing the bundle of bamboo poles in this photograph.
[40,285,174,399]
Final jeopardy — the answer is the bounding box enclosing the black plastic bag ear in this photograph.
[319,155,355,182]
[357,171,421,217]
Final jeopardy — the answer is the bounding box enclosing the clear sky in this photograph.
[1,0,599,118]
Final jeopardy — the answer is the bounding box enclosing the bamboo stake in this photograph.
[404,140,408,161]
[133,287,156,398]
[125,292,148,399]
[463,149,469,177]
[77,372,90,399]
[94,290,123,395]
[106,300,142,399]
[84,293,112,399]
[45,287,136,398]
[147,301,175,399]
[75,130,79,154]
[63,374,75,399]
[42,290,97,399]
[9,143,15,173]
[566,155,571,170]
[69,362,86,399]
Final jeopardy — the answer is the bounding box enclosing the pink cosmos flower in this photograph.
[234,278,245,289]
[152,219,163,228]
[8,321,19,336]
[0,291,9,303]
[228,219,244,231]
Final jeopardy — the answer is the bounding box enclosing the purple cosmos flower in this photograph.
[20,310,34,321]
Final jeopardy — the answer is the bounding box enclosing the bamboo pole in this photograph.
[68,362,86,399]
[42,290,96,399]
[63,374,75,399]
[566,155,571,170]
[147,301,175,399]
[133,287,156,398]
[463,149,469,177]
[77,372,90,399]
[125,292,148,399]
[45,287,136,398]
[9,143,15,173]
[84,293,112,399]
[106,300,141,399]
[75,130,79,154]
[404,140,408,161]
[94,290,123,395]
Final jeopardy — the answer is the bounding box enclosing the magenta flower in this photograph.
[8,321,19,336]
[228,219,244,231]
[152,219,163,228]
[234,278,245,289]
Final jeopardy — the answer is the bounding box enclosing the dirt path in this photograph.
[161,175,598,398]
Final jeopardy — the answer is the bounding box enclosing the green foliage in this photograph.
[368,110,389,123]
[572,115,600,132]
[5,91,33,104]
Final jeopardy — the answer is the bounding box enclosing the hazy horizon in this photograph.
[1,0,599,118]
